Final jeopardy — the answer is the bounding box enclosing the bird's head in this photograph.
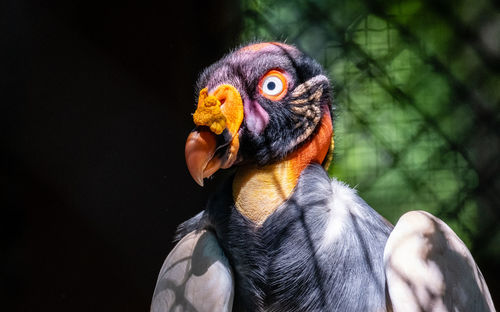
[185,42,334,186]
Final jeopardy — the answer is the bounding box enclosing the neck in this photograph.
[232,112,333,225]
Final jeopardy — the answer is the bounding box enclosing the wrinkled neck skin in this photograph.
[232,113,333,225]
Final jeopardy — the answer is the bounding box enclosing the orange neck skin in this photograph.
[232,111,333,225]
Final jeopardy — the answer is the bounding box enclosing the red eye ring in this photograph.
[258,70,288,101]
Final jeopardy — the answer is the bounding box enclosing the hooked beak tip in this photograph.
[185,129,222,187]
[194,176,204,187]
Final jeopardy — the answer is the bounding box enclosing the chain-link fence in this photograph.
[240,0,500,286]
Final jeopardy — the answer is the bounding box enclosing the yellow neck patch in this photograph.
[232,160,297,225]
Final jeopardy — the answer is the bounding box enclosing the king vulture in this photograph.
[151,42,496,312]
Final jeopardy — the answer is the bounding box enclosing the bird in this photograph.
[151,42,496,312]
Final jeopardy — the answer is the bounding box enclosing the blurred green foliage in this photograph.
[240,0,500,259]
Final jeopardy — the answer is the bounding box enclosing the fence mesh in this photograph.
[240,0,500,263]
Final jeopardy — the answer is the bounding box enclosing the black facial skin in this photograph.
[195,43,333,167]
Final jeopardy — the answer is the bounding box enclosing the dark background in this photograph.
[2,0,240,310]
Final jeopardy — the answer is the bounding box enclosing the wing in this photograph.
[151,229,234,312]
[384,210,495,312]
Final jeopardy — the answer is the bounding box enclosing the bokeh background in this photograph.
[3,0,499,310]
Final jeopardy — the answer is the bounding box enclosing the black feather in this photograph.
[179,164,393,311]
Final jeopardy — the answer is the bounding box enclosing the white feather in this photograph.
[384,210,496,312]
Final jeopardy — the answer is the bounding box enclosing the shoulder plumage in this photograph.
[174,211,208,242]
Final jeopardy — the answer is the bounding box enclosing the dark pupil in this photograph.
[267,81,276,90]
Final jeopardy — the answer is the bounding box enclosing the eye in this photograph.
[258,70,288,101]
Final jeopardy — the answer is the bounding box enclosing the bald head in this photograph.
[192,42,331,166]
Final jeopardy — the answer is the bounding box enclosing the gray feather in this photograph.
[151,230,234,312]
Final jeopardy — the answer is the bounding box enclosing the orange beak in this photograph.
[185,85,244,186]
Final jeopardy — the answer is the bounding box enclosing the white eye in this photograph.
[261,75,284,96]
